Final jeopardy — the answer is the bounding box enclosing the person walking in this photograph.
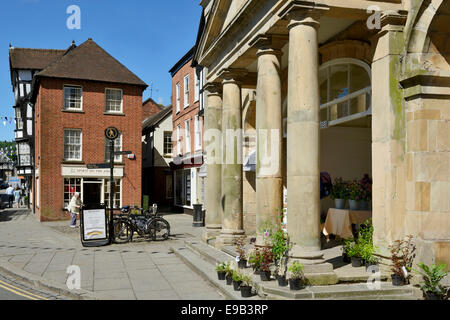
[68,192,82,228]
[5,185,14,208]
[13,187,22,209]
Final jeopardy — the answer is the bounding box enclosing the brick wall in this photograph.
[143,98,163,120]
[171,59,203,159]
[34,77,144,221]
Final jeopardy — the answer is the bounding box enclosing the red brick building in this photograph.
[169,47,205,212]
[142,97,165,120]
[29,39,147,221]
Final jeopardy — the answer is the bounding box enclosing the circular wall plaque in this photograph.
[105,127,119,140]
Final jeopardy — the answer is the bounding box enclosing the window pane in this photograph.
[350,64,370,93]
[329,65,348,102]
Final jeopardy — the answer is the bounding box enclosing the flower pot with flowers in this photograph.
[389,235,416,286]
[359,174,372,210]
[270,226,291,285]
[288,261,305,290]
[331,178,349,209]
[348,180,363,210]
[248,247,264,275]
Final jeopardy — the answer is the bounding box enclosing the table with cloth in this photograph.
[322,208,372,239]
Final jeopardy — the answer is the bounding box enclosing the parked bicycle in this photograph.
[113,205,170,243]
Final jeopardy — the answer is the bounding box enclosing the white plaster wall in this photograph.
[153,114,173,167]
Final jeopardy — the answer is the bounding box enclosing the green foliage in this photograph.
[216,262,227,272]
[248,248,264,272]
[343,238,355,255]
[224,262,233,276]
[236,236,247,259]
[414,263,449,296]
[270,228,290,263]
[260,245,274,273]
[288,262,304,280]
[240,273,252,287]
[232,270,242,282]
[331,178,349,200]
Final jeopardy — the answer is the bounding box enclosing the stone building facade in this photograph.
[195,0,450,282]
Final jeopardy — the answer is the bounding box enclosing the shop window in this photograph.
[104,179,121,209]
[63,178,81,209]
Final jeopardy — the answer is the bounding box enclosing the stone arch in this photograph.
[319,40,372,65]
[408,0,445,54]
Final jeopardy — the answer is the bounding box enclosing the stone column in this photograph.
[285,9,337,285]
[215,69,247,248]
[202,83,223,242]
[250,35,284,245]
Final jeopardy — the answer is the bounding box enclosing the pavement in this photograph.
[0,207,224,300]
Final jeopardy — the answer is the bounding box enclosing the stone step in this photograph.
[170,245,259,301]
[259,281,415,300]
[175,240,417,300]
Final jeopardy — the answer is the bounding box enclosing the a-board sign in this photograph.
[80,204,110,247]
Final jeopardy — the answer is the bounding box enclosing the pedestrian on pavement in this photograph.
[68,192,82,228]
[5,185,14,208]
[13,187,22,209]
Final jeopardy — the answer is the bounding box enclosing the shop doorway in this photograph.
[83,180,102,206]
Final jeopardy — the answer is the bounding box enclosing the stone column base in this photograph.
[215,229,245,249]
[201,227,222,243]
[289,246,339,285]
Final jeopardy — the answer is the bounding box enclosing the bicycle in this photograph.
[113,205,170,243]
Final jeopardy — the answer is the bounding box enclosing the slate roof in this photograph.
[143,106,172,130]
[36,39,147,87]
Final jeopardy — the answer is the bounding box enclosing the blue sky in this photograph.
[0,0,202,141]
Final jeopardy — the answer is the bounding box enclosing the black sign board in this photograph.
[80,204,110,247]
[87,163,112,169]
[114,151,132,155]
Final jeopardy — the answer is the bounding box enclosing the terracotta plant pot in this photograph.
[240,286,252,298]
[289,278,303,291]
[217,271,226,280]
[233,280,242,291]
[391,274,405,286]
[351,257,363,267]
[260,271,271,281]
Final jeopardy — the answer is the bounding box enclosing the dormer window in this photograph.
[64,86,83,110]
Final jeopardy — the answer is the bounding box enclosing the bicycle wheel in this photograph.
[148,218,170,241]
[113,219,133,243]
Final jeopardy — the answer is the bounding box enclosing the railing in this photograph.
[320,86,372,128]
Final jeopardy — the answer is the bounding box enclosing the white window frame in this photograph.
[105,88,123,113]
[177,125,181,156]
[163,131,173,156]
[176,82,181,113]
[185,119,191,154]
[194,72,200,102]
[194,115,202,151]
[63,85,83,111]
[63,129,82,161]
[105,133,123,163]
[184,75,190,108]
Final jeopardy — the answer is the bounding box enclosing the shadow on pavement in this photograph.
[0,209,30,222]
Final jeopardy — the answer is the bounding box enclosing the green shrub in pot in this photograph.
[414,263,449,300]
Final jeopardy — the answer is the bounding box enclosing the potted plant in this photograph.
[347,242,363,267]
[224,262,233,285]
[259,245,274,281]
[342,238,354,263]
[389,235,416,286]
[231,270,243,291]
[361,243,378,271]
[236,236,247,269]
[216,262,227,280]
[331,178,348,209]
[414,263,449,300]
[288,261,305,290]
[359,174,372,211]
[276,257,289,286]
[248,248,264,275]
[239,273,253,298]
[348,180,362,210]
